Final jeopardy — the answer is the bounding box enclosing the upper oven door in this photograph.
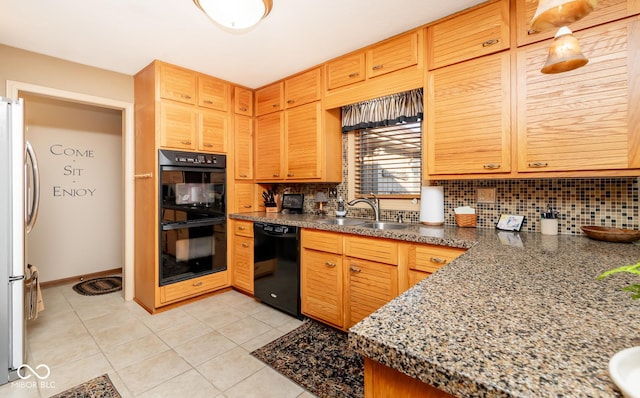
[160,165,226,217]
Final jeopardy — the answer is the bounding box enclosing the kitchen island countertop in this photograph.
[229,212,640,397]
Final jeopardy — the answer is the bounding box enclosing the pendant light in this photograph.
[541,27,588,74]
[530,0,597,32]
[194,0,273,31]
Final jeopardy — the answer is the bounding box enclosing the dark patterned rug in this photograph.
[72,276,122,296]
[51,374,121,398]
[251,319,363,398]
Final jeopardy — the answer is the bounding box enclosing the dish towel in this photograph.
[26,264,44,320]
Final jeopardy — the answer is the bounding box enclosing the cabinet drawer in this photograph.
[158,63,197,105]
[366,31,419,78]
[284,68,321,108]
[301,229,343,254]
[255,82,284,116]
[234,220,253,237]
[344,236,397,265]
[326,52,366,90]
[409,244,466,273]
[159,272,227,304]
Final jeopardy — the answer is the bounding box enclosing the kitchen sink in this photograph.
[359,222,411,230]
[316,218,367,226]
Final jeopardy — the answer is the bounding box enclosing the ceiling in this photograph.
[0,0,486,89]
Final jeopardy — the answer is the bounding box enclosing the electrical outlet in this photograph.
[328,187,338,198]
[477,188,496,203]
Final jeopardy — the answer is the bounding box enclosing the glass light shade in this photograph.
[194,0,273,30]
[530,0,597,33]
[314,192,328,203]
[541,27,588,74]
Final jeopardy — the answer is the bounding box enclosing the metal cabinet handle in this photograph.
[372,64,383,71]
[527,29,537,35]
[287,99,295,104]
[273,173,280,177]
[350,267,361,273]
[243,205,252,208]
[239,174,248,178]
[239,106,248,112]
[287,173,294,177]
[204,100,213,104]
[325,261,336,268]
[348,72,360,78]
[483,163,500,169]
[528,162,549,168]
[181,140,192,145]
[192,281,203,287]
[181,94,192,100]
[272,103,279,108]
[134,173,153,179]
[242,243,249,248]
[482,38,500,47]
[203,143,213,147]
[238,226,246,230]
[430,257,447,264]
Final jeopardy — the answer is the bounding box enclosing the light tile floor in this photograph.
[0,284,317,398]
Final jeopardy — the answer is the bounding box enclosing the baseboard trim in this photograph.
[40,268,122,289]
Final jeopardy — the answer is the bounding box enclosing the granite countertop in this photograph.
[229,212,640,397]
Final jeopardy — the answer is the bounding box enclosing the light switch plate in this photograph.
[328,187,338,198]
[477,188,496,203]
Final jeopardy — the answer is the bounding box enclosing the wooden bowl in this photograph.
[581,226,640,243]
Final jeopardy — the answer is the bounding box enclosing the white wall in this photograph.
[24,94,123,282]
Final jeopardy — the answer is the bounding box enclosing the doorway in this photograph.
[7,81,135,300]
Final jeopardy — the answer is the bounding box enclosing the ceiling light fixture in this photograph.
[541,26,588,74]
[530,0,597,32]
[194,0,273,31]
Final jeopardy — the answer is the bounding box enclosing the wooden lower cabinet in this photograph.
[231,220,254,294]
[301,248,344,328]
[365,358,454,398]
[401,243,467,291]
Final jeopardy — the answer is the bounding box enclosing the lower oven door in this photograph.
[160,218,227,286]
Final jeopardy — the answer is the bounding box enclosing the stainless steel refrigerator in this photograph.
[1,97,40,385]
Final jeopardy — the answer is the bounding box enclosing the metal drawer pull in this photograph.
[287,99,295,104]
[287,173,294,177]
[528,162,549,168]
[181,94,192,100]
[482,38,500,47]
[193,281,203,287]
[203,143,213,147]
[430,257,447,264]
[242,243,249,248]
[483,163,500,169]
[181,140,192,145]
[372,64,383,70]
[239,174,248,178]
[348,72,360,78]
[239,106,248,112]
[350,267,361,273]
[134,173,153,179]
[204,100,213,104]
[325,261,336,268]
[238,226,246,230]
[272,103,279,108]
[243,205,252,208]
[527,29,536,35]
[273,173,280,177]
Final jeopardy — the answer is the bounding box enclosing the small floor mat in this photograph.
[51,374,121,398]
[72,276,122,296]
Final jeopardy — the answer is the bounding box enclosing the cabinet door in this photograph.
[516,17,640,172]
[366,31,419,78]
[255,112,284,180]
[234,115,253,180]
[301,248,344,328]
[516,0,640,47]
[199,110,229,153]
[234,86,253,116]
[255,82,284,116]
[198,75,230,112]
[233,183,255,213]
[158,63,197,105]
[159,102,197,150]
[233,235,254,293]
[426,51,511,175]
[428,0,510,70]
[345,257,398,329]
[326,52,366,90]
[284,68,322,108]
[285,102,321,179]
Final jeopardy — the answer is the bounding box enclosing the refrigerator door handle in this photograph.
[25,140,40,233]
[9,275,25,282]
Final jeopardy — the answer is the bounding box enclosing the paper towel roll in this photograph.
[420,186,444,225]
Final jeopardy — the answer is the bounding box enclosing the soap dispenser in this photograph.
[335,196,347,217]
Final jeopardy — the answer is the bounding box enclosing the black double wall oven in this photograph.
[158,150,226,286]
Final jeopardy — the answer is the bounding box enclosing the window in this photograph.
[353,121,422,197]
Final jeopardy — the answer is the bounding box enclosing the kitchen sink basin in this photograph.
[359,222,411,230]
[316,218,367,226]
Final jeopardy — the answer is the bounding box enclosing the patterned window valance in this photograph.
[341,88,423,133]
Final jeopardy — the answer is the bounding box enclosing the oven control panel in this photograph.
[159,150,226,168]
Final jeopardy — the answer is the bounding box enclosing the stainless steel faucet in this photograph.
[347,193,380,221]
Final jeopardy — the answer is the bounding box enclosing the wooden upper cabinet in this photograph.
[366,31,419,78]
[516,0,640,47]
[159,102,197,150]
[234,115,253,180]
[198,75,230,112]
[325,52,366,90]
[516,16,640,173]
[255,112,284,180]
[158,62,197,105]
[426,51,511,176]
[284,102,322,179]
[255,82,284,116]
[428,0,510,70]
[199,110,228,153]
[284,68,322,108]
[234,86,253,116]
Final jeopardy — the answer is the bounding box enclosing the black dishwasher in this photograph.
[253,222,301,318]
